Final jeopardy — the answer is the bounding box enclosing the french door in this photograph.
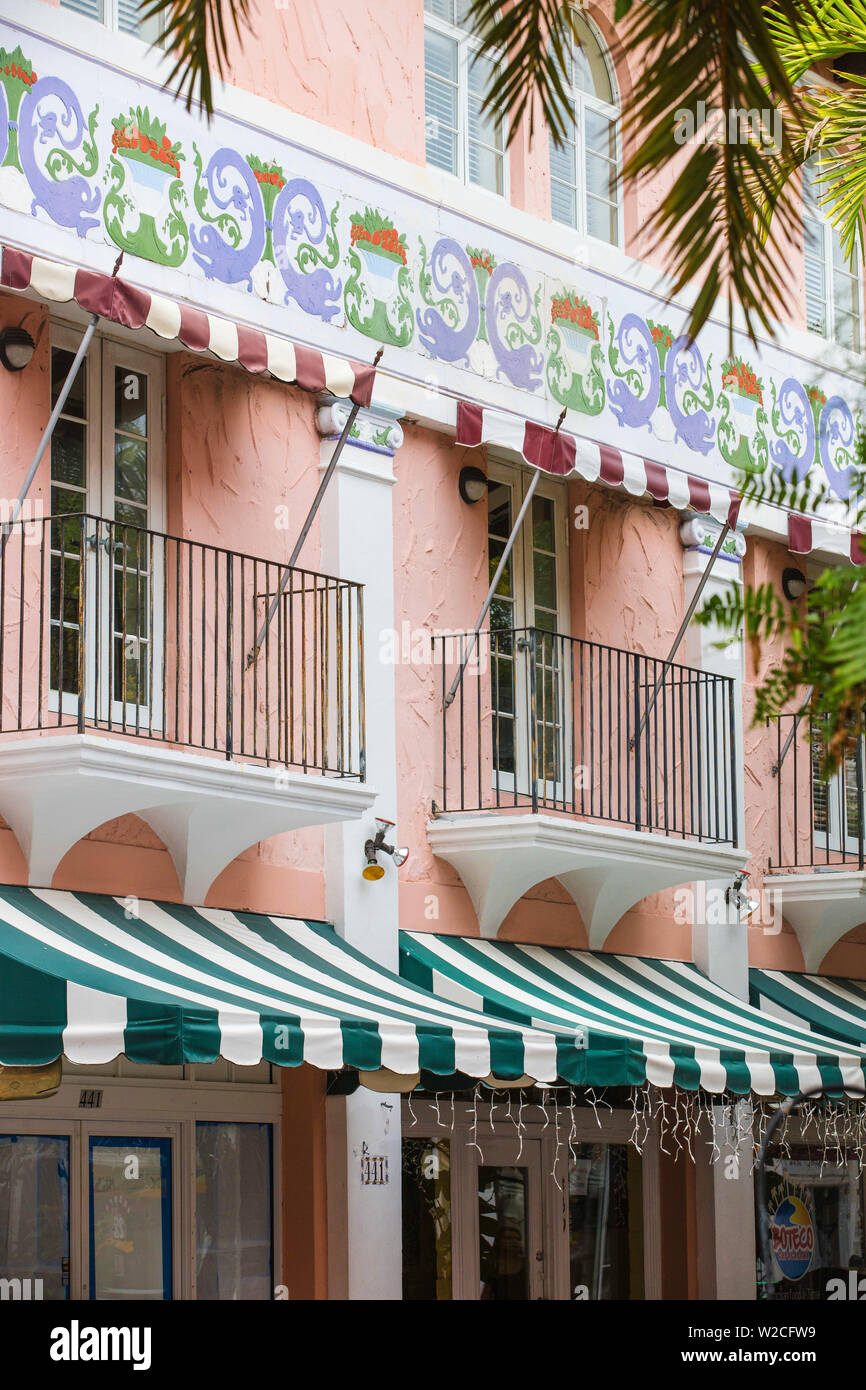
[811,717,866,861]
[49,327,165,730]
[487,464,570,804]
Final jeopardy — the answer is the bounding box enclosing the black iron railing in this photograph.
[435,626,738,844]
[0,512,365,777]
[770,712,864,870]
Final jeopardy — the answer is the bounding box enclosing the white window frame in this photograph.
[59,0,166,44]
[424,3,509,199]
[0,1069,281,1302]
[49,323,166,728]
[548,10,622,250]
[802,156,863,353]
[487,460,571,803]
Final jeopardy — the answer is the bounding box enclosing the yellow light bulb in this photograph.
[362,862,385,882]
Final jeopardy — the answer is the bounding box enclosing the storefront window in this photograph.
[89,1136,172,1300]
[0,1134,69,1300]
[757,1148,865,1300]
[568,1142,643,1299]
[195,1122,273,1300]
[402,1138,452,1299]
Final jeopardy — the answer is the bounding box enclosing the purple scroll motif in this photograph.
[18,78,100,237]
[770,378,815,484]
[190,148,265,289]
[819,395,858,501]
[606,313,659,429]
[416,238,479,364]
[486,263,543,391]
[665,335,716,455]
[271,178,341,322]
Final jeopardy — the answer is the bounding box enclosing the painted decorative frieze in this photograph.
[0,19,863,521]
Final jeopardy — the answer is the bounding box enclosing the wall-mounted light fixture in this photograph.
[362,818,409,882]
[0,326,35,373]
[725,871,759,920]
[781,567,807,602]
[458,465,488,505]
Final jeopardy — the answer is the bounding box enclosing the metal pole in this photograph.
[630,519,731,748]
[445,468,541,707]
[771,687,814,776]
[0,253,122,556]
[246,350,383,669]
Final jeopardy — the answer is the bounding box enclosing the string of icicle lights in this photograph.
[404,1084,866,1179]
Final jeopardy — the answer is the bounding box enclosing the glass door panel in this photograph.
[568,1142,643,1299]
[89,1136,171,1300]
[195,1122,272,1300]
[402,1137,453,1300]
[0,1134,70,1300]
[472,1138,543,1300]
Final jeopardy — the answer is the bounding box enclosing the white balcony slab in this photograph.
[428,813,747,945]
[765,871,866,972]
[0,735,375,903]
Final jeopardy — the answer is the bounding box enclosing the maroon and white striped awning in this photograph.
[458,402,742,527]
[787,514,866,566]
[0,247,375,407]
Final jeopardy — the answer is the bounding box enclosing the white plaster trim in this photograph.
[427,813,746,944]
[0,734,376,903]
[765,871,866,973]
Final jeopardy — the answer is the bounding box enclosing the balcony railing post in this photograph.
[857,735,865,871]
[528,629,539,814]
[76,515,87,735]
[633,651,642,832]
[728,677,738,848]
[225,555,234,760]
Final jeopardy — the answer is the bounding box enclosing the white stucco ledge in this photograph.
[427,813,747,946]
[0,734,377,904]
[765,871,866,973]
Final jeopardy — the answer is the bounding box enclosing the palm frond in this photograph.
[141,0,253,115]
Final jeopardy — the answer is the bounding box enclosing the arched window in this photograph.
[549,13,620,246]
[803,156,862,352]
[424,0,506,196]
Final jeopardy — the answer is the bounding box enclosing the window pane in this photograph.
[118,0,161,41]
[533,496,555,552]
[569,15,614,103]
[89,1137,172,1300]
[551,179,578,228]
[425,30,459,176]
[115,367,148,437]
[569,1143,643,1300]
[533,552,557,612]
[585,149,616,201]
[425,0,455,19]
[587,193,618,244]
[402,1139,452,1300]
[757,1148,864,1299]
[468,141,504,194]
[115,438,148,505]
[549,131,576,185]
[60,0,103,21]
[0,1135,70,1301]
[196,1122,273,1300]
[478,1165,529,1299]
[51,418,87,490]
[51,347,87,417]
[585,109,616,160]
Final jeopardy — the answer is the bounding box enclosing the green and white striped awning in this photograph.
[400,933,866,1097]
[751,968,866,1050]
[0,886,583,1082]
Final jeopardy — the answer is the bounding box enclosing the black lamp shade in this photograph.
[458,465,488,504]
[0,326,35,372]
[782,567,807,601]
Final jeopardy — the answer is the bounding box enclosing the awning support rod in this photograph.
[246,348,383,668]
[0,254,123,557]
[629,519,731,749]
[771,686,814,776]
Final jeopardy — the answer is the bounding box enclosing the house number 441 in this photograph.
[360,1154,389,1186]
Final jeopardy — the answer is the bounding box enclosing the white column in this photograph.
[315,397,404,1301]
[680,513,755,1299]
